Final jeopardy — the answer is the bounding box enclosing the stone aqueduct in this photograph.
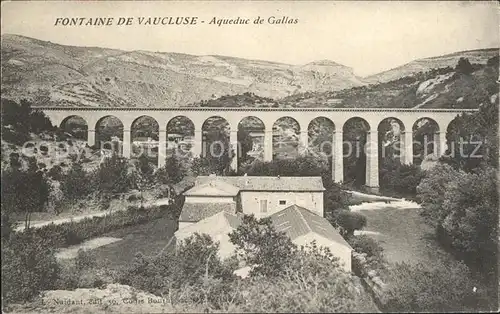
[39,107,478,188]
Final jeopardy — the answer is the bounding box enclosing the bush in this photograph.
[416,163,464,227]
[75,249,97,272]
[96,153,133,196]
[334,210,367,237]
[8,204,173,250]
[228,215,297,277]
[439,167,498,276]
[417,164,498,281]
[379,159,424,198]
[1,98,54,142]
[1,232,60,304]
[47,164,63,180]
[383,260,492,312]
[60,162,95,200]
[56,250,105,290]
[348,235,384,259]
[121,233,235,305]
[455,57,474,75]
[1,167,51,227]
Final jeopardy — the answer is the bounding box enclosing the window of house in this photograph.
[279,200,286,205]
[260,199,268,213]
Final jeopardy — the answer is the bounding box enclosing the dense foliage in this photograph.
[1,98,54,145]
[60,162,96,201]
[379,158,425,198]
[1,231,60,304]
[119,215,375,312]
[417,96,498,300]
[383,260,491,312]
[228,215,297,277]
[1,204,177,305]
[334,211,367,237]
[1,157,51,228]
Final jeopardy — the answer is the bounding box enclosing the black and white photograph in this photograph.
[1,1,499,313]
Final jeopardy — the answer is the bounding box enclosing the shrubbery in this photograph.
[119,215,375,312]
[333,210,367,237]
[1,230,60,304]
[1,204,176,304]
[1,98,54,145]
[9,205,173,250]
[120,233,236,305]
[419,167,498,275]
[379,158,425,198]
[60,162,96,201]
[56,249,106,290]
[1,160,51,228]
[383,260,491,312]
[96,153,134,196]
[348,234,384,259]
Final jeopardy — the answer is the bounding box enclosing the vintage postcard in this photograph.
[1,1,498,313]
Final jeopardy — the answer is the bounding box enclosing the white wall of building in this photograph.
[240,191,324,218]
[294,232,352,273]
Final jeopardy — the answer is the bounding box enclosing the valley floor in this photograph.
[354,205,452,265]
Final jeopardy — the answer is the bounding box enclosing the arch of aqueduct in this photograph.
[39,107,478,188]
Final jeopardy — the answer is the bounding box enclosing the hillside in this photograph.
[281,56,499,109]
[1,34,365,108]
[365,48,498,84]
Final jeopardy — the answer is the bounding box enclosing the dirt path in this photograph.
[14,208,126,232]
[14,198,172,232]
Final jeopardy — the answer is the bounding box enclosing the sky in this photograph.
[1,1,498,77]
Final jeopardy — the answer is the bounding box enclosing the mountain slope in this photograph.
[281,54,499,109]
[365,48,498,84]
[1,34,365,108]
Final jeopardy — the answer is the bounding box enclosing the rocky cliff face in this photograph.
[1,34,365,108]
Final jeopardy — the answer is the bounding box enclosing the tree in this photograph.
[379,158,425,197]
[156,154,184,185]
[442,98,498,171]
[237,128,255,164]
[416,163,465,227]
[130,155,155,208]
[1,98,53,135]
[60,162,95,201]
[96,153,133,197]
[334,210,367,238]
[1,161,51,229]
[455,57,474,75]
[440,167,498,276]
[228,215,297,277]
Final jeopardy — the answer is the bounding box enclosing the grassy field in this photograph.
[357,206,452,265]
[92,217,178,268]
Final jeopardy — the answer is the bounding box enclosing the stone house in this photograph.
[178,175,325,229]
[174,203,353,272]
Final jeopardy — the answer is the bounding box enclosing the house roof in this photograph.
[177,204,351,260]
[269,205,352,249]
[183,180,240,196]
[193,176,325,192]
[178,202,236,222]
[175,211,242,259]
[176,211,242,236]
